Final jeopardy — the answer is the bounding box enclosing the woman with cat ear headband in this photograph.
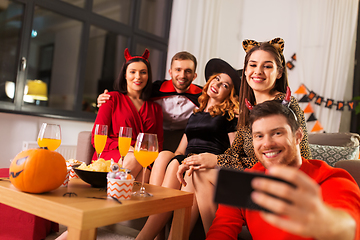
[177,38,311,234]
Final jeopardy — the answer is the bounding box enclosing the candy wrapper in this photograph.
[106,160,134,200]
[66,159,82,179]
[60,168,71,187]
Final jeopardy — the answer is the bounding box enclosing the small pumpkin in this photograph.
[9,148,67,193]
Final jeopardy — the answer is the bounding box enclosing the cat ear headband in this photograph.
[242,37,285,54]
[124,48,150,63]
[245,86,297,121]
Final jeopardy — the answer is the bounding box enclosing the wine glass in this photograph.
[132,133,159,197]
[37,123,61,151]
[118,127,132,167]
[94,124,108,159]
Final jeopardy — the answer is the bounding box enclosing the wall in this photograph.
[166,0,354,132]
[0,112,93,168]
[1,0,355,167]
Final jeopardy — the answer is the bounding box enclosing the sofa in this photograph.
[308,132,360,166]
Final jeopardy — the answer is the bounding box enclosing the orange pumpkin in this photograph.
[9,148,67,193]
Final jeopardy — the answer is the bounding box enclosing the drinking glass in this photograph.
[132,133,159,197]
[118,127,132,166]
[94,124,108,159]
[37,123,61,151]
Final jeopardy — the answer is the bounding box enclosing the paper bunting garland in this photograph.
[286,53,296,70]
[295,84,359,112]
[294,84,360,133]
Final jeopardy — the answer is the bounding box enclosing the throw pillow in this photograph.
[309,144,359,167]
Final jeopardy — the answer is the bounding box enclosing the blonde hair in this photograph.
[194,74,239,121]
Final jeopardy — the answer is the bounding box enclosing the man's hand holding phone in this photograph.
[215,167,296,213]
[215,165,355,239]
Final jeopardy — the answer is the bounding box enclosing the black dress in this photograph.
[184,111,237,156]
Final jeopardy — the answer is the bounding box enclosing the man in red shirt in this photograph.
[207,100,360,240]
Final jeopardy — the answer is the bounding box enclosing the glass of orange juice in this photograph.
[37,123,61,151]
[118,127,132,167]
[94,124,108,159]
[132,133,158,197]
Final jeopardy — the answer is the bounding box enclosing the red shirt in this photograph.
[207,158,360,240]
[91,92,163,162]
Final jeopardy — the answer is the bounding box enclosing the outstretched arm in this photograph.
[251,165,358,240]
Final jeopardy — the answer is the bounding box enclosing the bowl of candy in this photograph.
[73,159,112,188]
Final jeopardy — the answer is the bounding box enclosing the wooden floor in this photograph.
[45,222,140,240]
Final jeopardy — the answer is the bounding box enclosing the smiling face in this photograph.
[252,114,303,169]
[245,50,282,95]
[206,73,233,104]
[125,61,148,93]
[169,59,197,93]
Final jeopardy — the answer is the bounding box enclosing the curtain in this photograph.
[165,0,227,86]
[296,0,359,133]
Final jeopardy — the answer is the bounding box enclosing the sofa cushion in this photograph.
[309,144,359,166]
[308,132,359,147]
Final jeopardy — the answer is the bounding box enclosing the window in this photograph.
[0,0,173,120]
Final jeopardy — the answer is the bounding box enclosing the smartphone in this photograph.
[214,167,296,213]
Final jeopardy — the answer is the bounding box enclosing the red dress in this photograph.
[206,158,360,240]
[91,92,163,162]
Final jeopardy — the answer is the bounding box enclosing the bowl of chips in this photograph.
[73,159,111,188]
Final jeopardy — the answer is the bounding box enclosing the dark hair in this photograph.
[238,42,289,127]
[171,51,197,72]
[249,100,300,134]
[113,58,153,101]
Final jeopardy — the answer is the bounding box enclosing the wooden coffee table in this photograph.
[0,178,193,240]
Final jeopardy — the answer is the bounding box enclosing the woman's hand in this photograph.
[177,163,190,186]
[97,89,111,107]
[182,153,217,170]
[177,153,217,186]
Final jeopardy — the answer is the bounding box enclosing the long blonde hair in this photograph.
[194,74,239,121]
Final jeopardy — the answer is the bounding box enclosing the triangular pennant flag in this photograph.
[299,95,310,103]
[303,103,314,113]
[311,121,323,132]
[315,96,323,105]
[294,84,307,94]
[325,99,334,109]
[347,101,355,110]
[307,113,317,122]
[337,101,344,111]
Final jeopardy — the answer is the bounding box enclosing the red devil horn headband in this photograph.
[282,86,291,107]
[245,87,297,121]
[124,48,150,63]
[245,98,253,110]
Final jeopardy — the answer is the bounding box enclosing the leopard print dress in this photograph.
[217,94,311,170]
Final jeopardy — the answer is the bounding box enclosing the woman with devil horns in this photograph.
[90,48,163,181]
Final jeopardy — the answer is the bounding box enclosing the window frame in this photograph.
[0,0,173,122]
